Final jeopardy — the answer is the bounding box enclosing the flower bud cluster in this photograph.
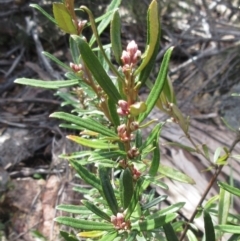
[117,124,132,142]
[127,146,139,159]
[129,164,141,180]
[117,100,129,116]
[111,213,131,230]
[70,63,83,73]
[121,40,141,69]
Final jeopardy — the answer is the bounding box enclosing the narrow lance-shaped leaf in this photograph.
[53,3,77,34]
[72,35,121,103]
[99,166,119,215]
[142,195,167,210]
[82,200,111,222]
[163,223,179,241]
[214,225,240,234]
[67,136,118,149]
[30,4,57,24]
[89,0,121,46]
[139,123,163,152]
[108,97,120,126]
[125,177,150,220]
[218,187,231,225]
[138,47,174,123]
[119,168,134,209]
[159,164,195,184]
[70,36,81,64]
[43,51,72,71]
[110,10,122,64]
[50,112,117,137]
[98,231,118,241]
[149,127,161,176]
[70,160,102,192]
[60,230,79,241]
[78,231,105,239]
[204,210,216,241]
[147,202,185,219]
[218,181,240,197]
[14,79,79,89]
[131,213,178,231]
[56,204,92,215]
[134,0,160,77]
[55,217,114,230]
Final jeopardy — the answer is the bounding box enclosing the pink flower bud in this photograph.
[126,40,138,56]
[121,50,131,65]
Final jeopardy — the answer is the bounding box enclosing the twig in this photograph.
[5,47,25,78]
[180,131,240,240]
[0,97,60,105]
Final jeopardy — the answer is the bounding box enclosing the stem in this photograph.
[180,132,240,240]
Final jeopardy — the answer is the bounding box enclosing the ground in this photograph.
[0,0,240,240]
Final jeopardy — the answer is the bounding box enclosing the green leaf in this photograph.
[50,112,117,137]
[134,0,160,76]
[98,231,118,241]
[82,200,111,222]
[89,0,121,46]
[142,195,167,210]
[119,168,134,209]
[202,144,211,161]
[131,213,177,231]
[219,187,231,226]
[186,230,198,241]
[56,204,92,215]
[108,98,120,126]
[67,136,118,149]
[70,35,81,64]
[139,123,163,152]
[149,140,160,176]
[125,178,150,220]
[72,35,121,103]
[215,225,240,234]
[89,150,126,162]
[228,234,240,241]
[78,231,105,238]
[14,78,79,89]
[60,230,79,241]
[99,166,119,215]
[70,160,102,191]
[204,210,216,241]
[138,47,174,123]
[159,164,195,184]
[126,231,138,241]
[53,3,77,34]
[43,51,72,71]
[30,4,57,24]
[218,181,240,197]
[204,195,219,210]
[55,217,114,230]
[147,202,185,219]
[110,10,122,64]
[164,142,196,152]
[163,223,179,241]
